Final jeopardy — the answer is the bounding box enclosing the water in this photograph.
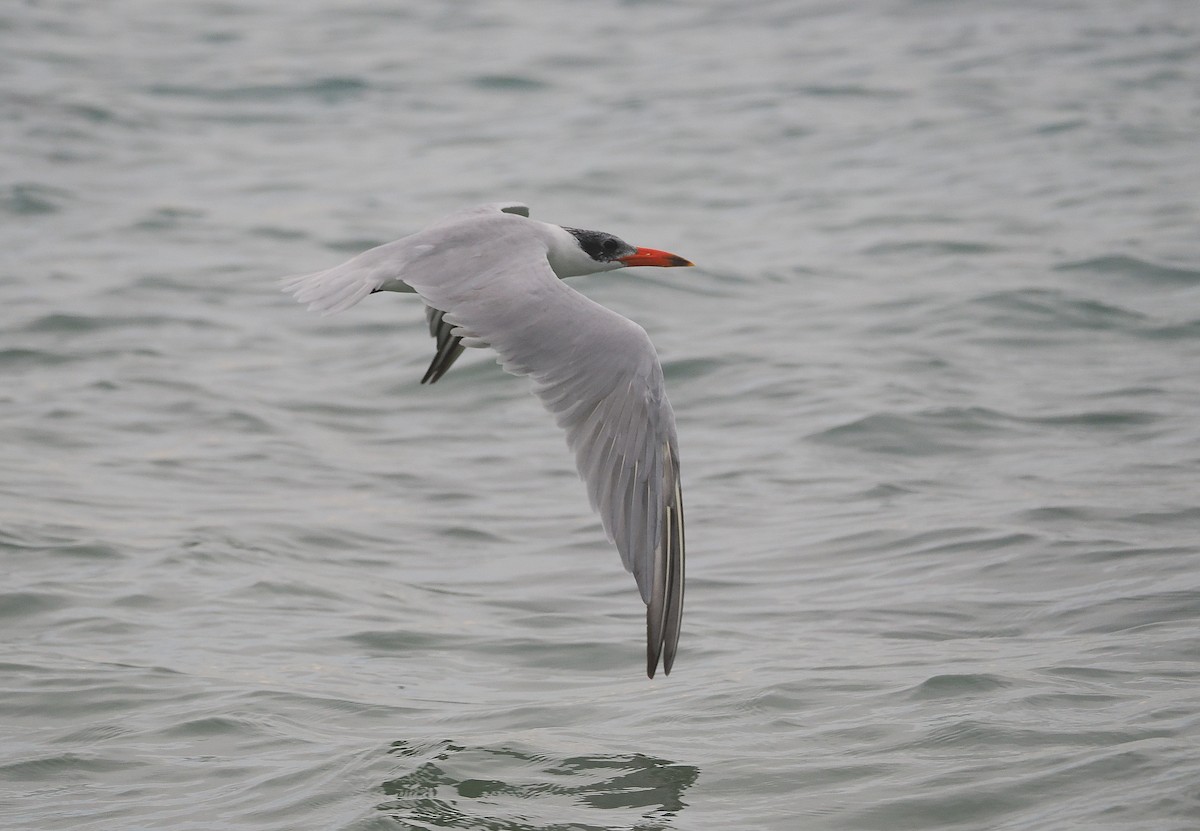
[3,0,1200,828]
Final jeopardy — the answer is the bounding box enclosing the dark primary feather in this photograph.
[422,306,466,384]
[647,444,685,677]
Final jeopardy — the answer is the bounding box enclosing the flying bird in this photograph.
[283,202,691,677]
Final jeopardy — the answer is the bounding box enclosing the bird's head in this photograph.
[549,226,693,279]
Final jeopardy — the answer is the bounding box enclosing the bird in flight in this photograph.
[283,203,691,677]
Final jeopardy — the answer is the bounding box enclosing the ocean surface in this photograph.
[3,1,1200,829]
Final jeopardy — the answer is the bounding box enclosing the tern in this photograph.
[283,203,692,677]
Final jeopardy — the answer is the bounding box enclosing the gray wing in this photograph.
[525,293,684,677]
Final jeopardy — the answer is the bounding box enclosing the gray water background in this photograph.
[4,1,1200,828]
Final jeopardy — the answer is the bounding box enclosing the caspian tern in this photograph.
[283,203,691,677]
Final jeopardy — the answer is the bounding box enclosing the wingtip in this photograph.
[647,635,663,679]
[646,580,666,679]
[645,596,678,678]
[646,622,677,678]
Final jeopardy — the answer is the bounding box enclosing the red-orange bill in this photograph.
[618,247,694,268]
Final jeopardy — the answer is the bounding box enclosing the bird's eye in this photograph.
[602,238,619,254]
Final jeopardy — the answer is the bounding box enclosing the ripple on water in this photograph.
[469,74,550,92]
[965,288,1148,334]
[0,347,80,368]
[0,183,70,216]
[16,311,227,334]
[907,673,1013,701]
[0,752,148,782]
[144,77,370,104]
[1055,254,1200,286]
[378,739,699,829]
[808,407,1013,456]
[0,591,71,620]
[809,401,1168,457]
